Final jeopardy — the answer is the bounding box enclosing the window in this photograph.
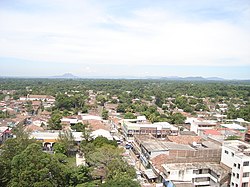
[243,172,249,177]
[238,163,240,169]
[193,170,198,174]
[234,163,237,167]
[242,182,248,187]
[243,161,249,166]
[231,152,234,157]
[236,173,239,179]
[225,150,229,154]
[235,184,238,187]
[231,182,234,186]
[233,173,235,177]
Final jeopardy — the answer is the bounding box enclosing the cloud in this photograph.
[0,0,249,67]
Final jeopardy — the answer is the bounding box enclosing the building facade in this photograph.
[221,140,250,187]
[122,121,178,140]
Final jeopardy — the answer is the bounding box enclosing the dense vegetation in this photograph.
[1,78,249,121]
[0,127,139,187]
[0,78,249,99]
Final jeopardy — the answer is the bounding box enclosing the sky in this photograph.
[0,0,250,79]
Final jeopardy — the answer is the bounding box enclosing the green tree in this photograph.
[69,165,92,186]
[174,96,188,109]
[25,101,34,114]
[48,111,62,130]
[87,145,123,180]
[117,103,127,113]
[0,159,11,187]
[189,98,198,105]
[96,95,107,106]
[183,105,194,113]
[106,159,136,180]
[227,105,250,121]
[155,96,163,108]
[0,126,38,186]
[93,136,118,148]
[195,103,208,111]
[72,122,86,132]
[170,113,186,124]
[80,142,95,162]
[53,142,67,155]
[124,112,136,119]
[63,109,70,116]
[101,109,109,120]
[55,94,74,110]
[0,110,9,118]
[81,122,93,143]
[54,153,68,163]
[57,130,76,156]
[10,143,70,187]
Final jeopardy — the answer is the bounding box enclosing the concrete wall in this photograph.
[165,149,221,163]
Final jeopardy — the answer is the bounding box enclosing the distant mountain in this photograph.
[184,76,207,81]
[206,77,225,81]
[160,76,182,80]
[161,76,225,81]
[51,73,78,79]
[0,74,236,81]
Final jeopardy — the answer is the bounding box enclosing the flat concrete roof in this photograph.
[124,121,178,131]
[142,141,194,152]
[30,131,83,142]
[162,162,229,180]
[143,169,157,179]
[223,140,250,157]
[201,141,221,149]
[221,123,246,130]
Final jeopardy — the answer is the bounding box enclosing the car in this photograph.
[125,144,132,149]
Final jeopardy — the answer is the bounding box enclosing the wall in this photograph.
[165,149,221,163]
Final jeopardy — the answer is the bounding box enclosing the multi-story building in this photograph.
[133,135,194,167]
[221,140,250,187]
[161,162,229,187]
[20,95,55,103]
[186,117,217,135]
[122,120,178,141]
[132,134,230,186]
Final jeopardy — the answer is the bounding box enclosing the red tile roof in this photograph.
[151,154,169,172]
[203,129,221,135]
[84,120,110,131]
[24,125,44,132]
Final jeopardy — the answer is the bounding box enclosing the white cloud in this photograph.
[0,0,249,67]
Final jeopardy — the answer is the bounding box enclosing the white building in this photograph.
[30,131,84,147]
[80,114,102,121]
[20,95,55,102]
[221,123,247,132]
[221,140,250,187]
[61,117,79,125]
[122,121,178,140]
[187,118,217,135]
[162,163,228,187]
[90,129,113,140]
